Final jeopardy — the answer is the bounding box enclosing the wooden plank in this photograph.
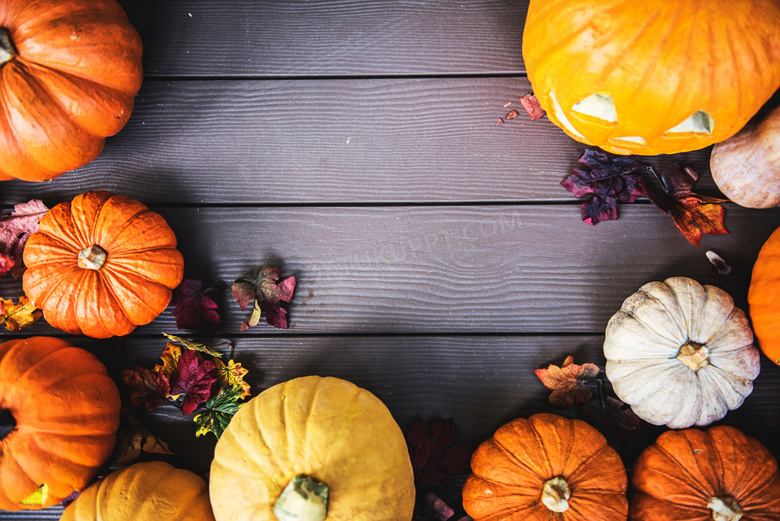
[117,0,528,77]
[3,205,779,336]
[0,78,716,205]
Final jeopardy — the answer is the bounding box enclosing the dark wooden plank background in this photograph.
[2,0,779,518]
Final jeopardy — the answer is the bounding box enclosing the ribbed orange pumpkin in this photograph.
[23,191,184,338]
[0,337,120,511]
[630,426,780,520]
[462,413,628,520]
[748,226,780,366]
[523,0,780,155]
[0,0,143,181]
[60,461,216,521]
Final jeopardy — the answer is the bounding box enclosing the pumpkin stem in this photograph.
[541,476,571,513]
[0,408,16,441]
[677,341,709,371]
[0,28,16,65]
[708,496,743,521]
[274,474,328,521]
[78,245,108,270]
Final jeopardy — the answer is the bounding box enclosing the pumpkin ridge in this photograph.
[97,213,176,254]
[645,443,713,499]
[0,343,70,390]
[624,292,687,345]
[95,269,172,327]
[560,441,619,488]
[490,431,546,483]
[251,394,289,478]
[103,250,185,286]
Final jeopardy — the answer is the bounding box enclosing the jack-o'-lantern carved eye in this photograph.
[572,93,618,123]
[666,111,715,135]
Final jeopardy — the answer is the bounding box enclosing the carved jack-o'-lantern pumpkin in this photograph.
[523,0,780,155]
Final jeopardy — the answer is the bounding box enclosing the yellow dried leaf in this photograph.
[214,358,251,399]
[0,296,42,331]
[154,342,182,377]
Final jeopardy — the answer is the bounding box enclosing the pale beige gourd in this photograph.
[604,277,760,429]
[711,105,780,208]
[209,375,415,521]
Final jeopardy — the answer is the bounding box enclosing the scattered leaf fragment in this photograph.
[169,350,218,415]
[232,267,296,329]
[163,332,224,358]
[406,418,473,489]
[214,358,251,399]
[61,491,81,509]
[506,109,519,120]
[706,250,732,276]
[171,279,220,331]
[122,366,171,411]
[496,118,503,126]
[519,93,545,120]
[425,492,455,521]
[561,149,647,225]
[645,163,728,246]
[0,254,14,277]
[0,199,49,278]
[0,296,42,331]
[193,385,245,439]
[535,355,601,407]
[113,408,174,465]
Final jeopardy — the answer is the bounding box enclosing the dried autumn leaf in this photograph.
[424,492,455,521]
[0,199,49,278]
[0,254,14,277]
[561,149,647,225]
[169,350,218,415]
[519,93,545,120]
[406,418,473,489]
[645,163,728,246]
[113,409,174,465]
[0,296,42,331]
[193,385,244,439]
[535,355,601,407]
[214,358,251,399]
[163,332,224,358]
[154,342,183,377]
[171,279,220,331]
[122,366,171,411]
[706,250,732,276]
[232,267,296,329]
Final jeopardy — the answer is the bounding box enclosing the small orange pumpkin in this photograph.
[523,0,780,155]
[630,426,780,520]
[60,461,216,521]
[748,226,780,365]
[0,0,143,181]
[462,413,628,520]
[0,337,120,511]
[23,191,184,338]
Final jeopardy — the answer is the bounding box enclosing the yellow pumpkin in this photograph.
[60,461,215,521]
[523,0,780,155]
[209,375,415,521]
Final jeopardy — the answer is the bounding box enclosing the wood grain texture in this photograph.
[0,78,715,205]
[117,0,527,77]
[4,205,779,336]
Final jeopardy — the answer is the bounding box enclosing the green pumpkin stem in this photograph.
[708,496,743,521]
[0,28,17,65]
[274,475,328,521]
[0,408,16,441]
[541,475,571,513]
[78,245,108,270]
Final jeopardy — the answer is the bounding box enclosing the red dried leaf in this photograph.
[169,350,218,415]
[171,279,220,331]
[645,163,727,247]
[0,199,49,278]
[561,149,647,225]
[519,94,545,120]
[232,267,296,329]
[406,418,473,489]
[506,109,519,120]
[122,366,171,411]
[0,254,14,277]
[535,356,601,407]
[605,396,641,432]
[496,118,504,126]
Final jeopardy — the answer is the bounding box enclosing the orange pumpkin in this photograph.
[462,413,628,520]
[60,461,216,521]
[630,426,780,520]
[748,226,780,365]
[0,0,143,181]
[0,337,120,511]
[23,191,184,338]
[523,0,780,155]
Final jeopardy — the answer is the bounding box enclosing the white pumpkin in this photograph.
[604,277,759,429]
